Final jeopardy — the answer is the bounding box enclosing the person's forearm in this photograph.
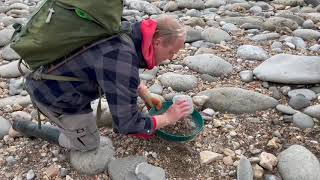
[153,114,169,129]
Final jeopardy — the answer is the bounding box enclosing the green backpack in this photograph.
[10,0,124,70]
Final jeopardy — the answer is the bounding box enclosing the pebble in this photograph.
[259,152,278,171]
[6,155,16,166]
[59,168,68,177]
[26,170,35,180]
[200,151,223,164]
[253,164,264,179]
[223,156,233,166]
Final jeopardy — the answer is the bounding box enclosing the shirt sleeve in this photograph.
[94,46,155,135]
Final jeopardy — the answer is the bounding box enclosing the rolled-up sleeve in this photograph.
[95,47,155,135]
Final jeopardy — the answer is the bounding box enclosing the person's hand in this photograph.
[139,84,164,110]
[154,100,192,129]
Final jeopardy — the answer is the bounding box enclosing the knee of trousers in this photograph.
[63,129,100,152]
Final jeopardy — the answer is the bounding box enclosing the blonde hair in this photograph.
[154,15,186,45]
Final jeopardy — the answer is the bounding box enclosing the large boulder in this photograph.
[278,145,320,180]
[253,54,320,84]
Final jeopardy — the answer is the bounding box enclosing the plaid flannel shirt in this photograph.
[25,22,155,135]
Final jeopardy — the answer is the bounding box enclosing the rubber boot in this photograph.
[12,120,60,145]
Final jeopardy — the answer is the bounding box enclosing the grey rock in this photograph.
[194,47,216,55]
[108,156,146,180]
[0,95,31,108]
[198,87,279,114]
[303,104,320,119]
[282,36,307,49]
[271,42,283,49]
[163,1,178,12]
[0,27,14,46]
[159,72,198,92]
[263,17,298,31]
[310,86,320,93]
[280,86,291,95]
[149,84,163,94]
[249,33,281,41]
[200,74,218,82]
[303,19,315,29]
[220,16,264,26]
[292,29,320,41]
[26,170,35,180]
[0,60,30,78]
[126,0,161,14]
[139,67,158,81]
[256,1,273,10]
[135,162,166,180]
[6,156,16,166]
[186,9,202,17]
[185,26,202,42]
[264,174,281,180]
[309,44,320,52]
[184,54,232,77]
[240,23,263,30]
[304,0,320,6]
[293,112,314,129]
[176,0,205,10]
[205,0,226,8]
[123,9,142,17]
[273,0,304,6]
[11,111,32,121]
[278,145,320,180]
[288,89,317,100]
[1,45,20,61]
[269,86,282,100]
[239,70,253,82]
[201,27,232,44]
[222,23,240,34]
[300,12,320,23]
[276,104,297,115]
[0,116,11,139]
[226,2,252,11]
[249,6,263,15]
[262,81,269,88]
[70,136,115,175]
[288,94,311,110]
[184,17,206,27]
[168,64,183,70]
[253,54,320,84]
[276,13,305,26]
[237,45,268,61]
[237,156,253,180]
[9,78,24,95]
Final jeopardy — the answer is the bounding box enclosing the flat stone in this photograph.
[201,27,231,44]
[253,54,320,84]
[158,72,198,92]
[70,136,115,175]
[288,89,317,100]
[303,104,320,119]
[135,162,166,180]
[108,156,146,180]
[184,54,232,77]
[278,145,320,180]
[292,29,320,40]
[276,104,297,114]
[237,156,253,180]
[0,95,31,108]
[239,70,254,82]
[237,45,269,61]
[249,33,280,41]
[198,87,278,114]
[288,94,311,110]
[293,112,314,129]
[0,60,30,78]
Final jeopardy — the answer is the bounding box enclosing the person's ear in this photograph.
[153,37,161,47]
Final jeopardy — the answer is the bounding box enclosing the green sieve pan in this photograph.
[149,101,204,142]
